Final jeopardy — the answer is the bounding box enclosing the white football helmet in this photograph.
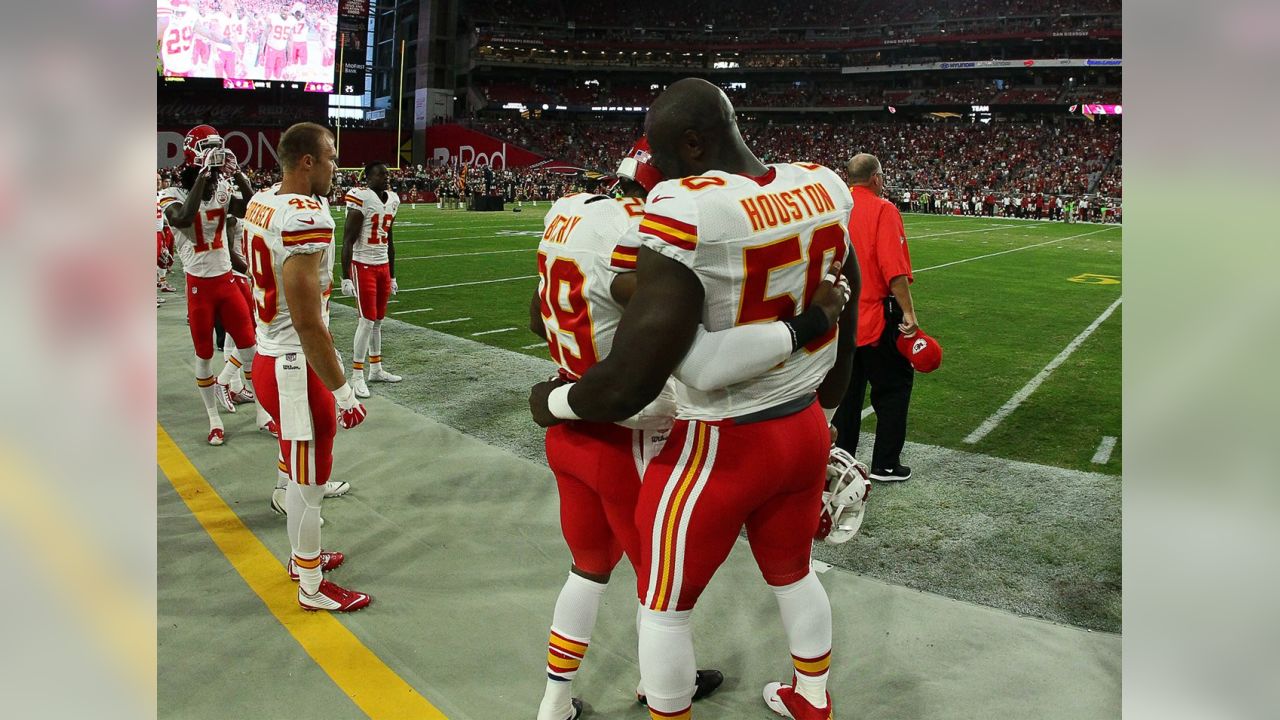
[815,447,871,545]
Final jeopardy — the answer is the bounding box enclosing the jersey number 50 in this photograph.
[738,221,848,353]
[537,252,599,378]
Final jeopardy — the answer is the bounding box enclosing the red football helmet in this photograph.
[614,137,663,193]
[183,125,225,168]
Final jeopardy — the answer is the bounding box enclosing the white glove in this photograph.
[390,277,398,295]
[341,278,355,297]
[223,149,240,176]
[333,383,367,429]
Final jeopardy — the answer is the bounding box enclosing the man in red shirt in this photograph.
[832,154,919,481]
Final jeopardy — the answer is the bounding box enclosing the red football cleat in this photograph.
[287,550,346,581]
[260,419,279,438]
[207,427,225,446]
[298,579,371,612]
[763,682,833,720]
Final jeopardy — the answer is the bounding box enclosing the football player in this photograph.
[530,140,851,720]
[160,125,259,446]
[287,2,308,71]
[261,3,294,80]
[240,122,370,612]
[529,79,859,720]
[340,161,402,398]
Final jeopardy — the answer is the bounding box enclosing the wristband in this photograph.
[547,384,581,421]
[823,407,837,423]
[333,383,356,409]
[781,304,831,351]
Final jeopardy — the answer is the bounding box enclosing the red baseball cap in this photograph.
[896,329,943,373]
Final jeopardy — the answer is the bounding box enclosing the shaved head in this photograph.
[644,78,765,179]
[846,153,882,185]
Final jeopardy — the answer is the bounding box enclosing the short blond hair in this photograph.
[278,122,333,170]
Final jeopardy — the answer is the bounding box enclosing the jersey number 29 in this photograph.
[537,252,599,378]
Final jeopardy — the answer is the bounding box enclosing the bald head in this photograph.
[643,78,764,179]
[846,153,882,185]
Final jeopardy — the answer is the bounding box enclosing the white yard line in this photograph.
[916,226,1118,273]
[471,327,517,337]
[398,275,538,293]
[398,248,534,261]
[862,406,875,419]
[426,317,471,326]
[520,342,547,350]
[909,224,1021,240]
[1092,436,1118,465]
[391,307,434,315]
[964,297,1123,445]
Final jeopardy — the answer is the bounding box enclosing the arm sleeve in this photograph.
[875,205,913,284]
[673,322,793,391]
[343,189,365,209]
[609,223,642,272]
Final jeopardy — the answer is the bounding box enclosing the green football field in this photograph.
[332,203,1122,476]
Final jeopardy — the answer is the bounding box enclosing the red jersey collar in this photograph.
[737,166,777,186]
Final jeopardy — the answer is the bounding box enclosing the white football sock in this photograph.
[195,356,221,427]
[352,317,373,378]
[538,573,607,720]
[637,607,696,715]
[286,482,326,594]
[773,572,832,708]
[369,320,384,371]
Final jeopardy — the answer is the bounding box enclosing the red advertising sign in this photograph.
[425,124,548,169]
[157,127,407,170]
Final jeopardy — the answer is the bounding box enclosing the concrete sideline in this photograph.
[157,297,1119,719]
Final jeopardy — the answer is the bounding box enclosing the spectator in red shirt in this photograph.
[832,153,920,482]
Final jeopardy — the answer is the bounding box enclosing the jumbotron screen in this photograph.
[157,0,338,90]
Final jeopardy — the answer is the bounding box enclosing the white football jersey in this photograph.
[159,183,235,278]
[160,11,198,74]
[343,187,401,265]
[537,193,673,429]
[291,17,309,42]
[240,189,336,357]
[637,163,854,421]
[266,14,291,50]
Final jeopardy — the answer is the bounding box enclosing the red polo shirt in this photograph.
[849,186,913,347]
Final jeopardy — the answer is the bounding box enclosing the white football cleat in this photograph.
[351,375,371,399]
[208,427,225,446]
[260,419,280,438]
[323,481,351,498]
[369,367,402,383]
[214,383,236,413]
[229,385,255,404]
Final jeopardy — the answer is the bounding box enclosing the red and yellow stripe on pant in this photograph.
[545,630,588,681]
[284,439,316,485]
[645,421,718,612]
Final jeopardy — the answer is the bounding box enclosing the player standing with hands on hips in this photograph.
[241,122,371,612]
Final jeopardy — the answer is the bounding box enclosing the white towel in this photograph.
[276,353,314,441]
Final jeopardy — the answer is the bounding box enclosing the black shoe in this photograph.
[869,465,911,482]
[637,669,725,706]
[566,697,584,719]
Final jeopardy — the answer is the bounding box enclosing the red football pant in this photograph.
[637,401,830,612]
[233,274,252,310]
[215,48,236,78]
[262,48,287,78]
[289,41,308,66]
[186,272,254,358]
[252,352,337,486]
[545,422,646,575]
[351,260,391,321]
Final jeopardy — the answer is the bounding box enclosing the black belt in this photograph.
[728,395,816,425]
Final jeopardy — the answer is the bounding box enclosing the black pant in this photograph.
[832,299,914,469]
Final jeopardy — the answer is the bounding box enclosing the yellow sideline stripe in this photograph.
[157,425,447,719]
